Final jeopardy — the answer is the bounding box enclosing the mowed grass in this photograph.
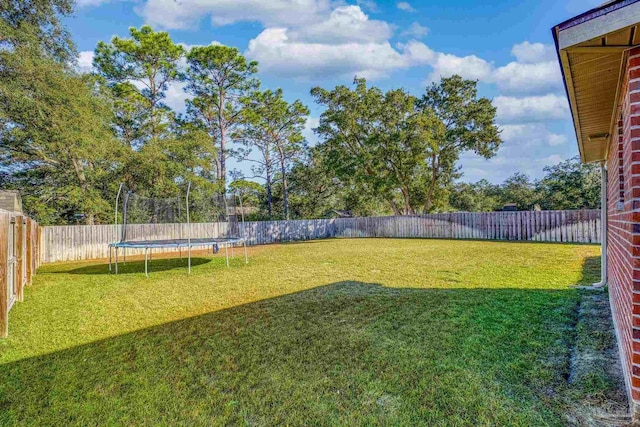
[0,239,612,426]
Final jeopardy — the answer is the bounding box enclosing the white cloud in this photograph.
[356,0,379,13]
[511,41,556,63]
[492,60,562,95]
[491,42,562,95]
[542,154,565,166]
[494,94,570,123]
[399,40,493,82]
[401,22,429,38]
[76,51,95,73]
[412,40,562,95]
[396,1,416,12]
[427,51,493,82]
[499,124,568,147]
[303,117,320,145]
[459,150,569,183]
[458,124,571,183]
[244,28,560,94]
[138,0,333,30]
[246,28,415,79]
[400,40,435,62]
[401,41,493,82]
[547,133,567,146]
[290,5,392,44]
[163,81,190,113]
[132,0,562,98]
[403,40,562,96]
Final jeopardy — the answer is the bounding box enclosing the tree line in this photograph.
[1,0,599,225]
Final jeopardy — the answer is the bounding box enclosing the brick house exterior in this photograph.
[554,1,640,418]
[607,47,640,413]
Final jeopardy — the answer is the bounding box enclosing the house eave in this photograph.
[553,0,640,163]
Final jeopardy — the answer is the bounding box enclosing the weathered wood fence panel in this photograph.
[1,210,41,337]
[40,209,601,264]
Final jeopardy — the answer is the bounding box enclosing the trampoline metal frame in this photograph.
[108,182,249,276]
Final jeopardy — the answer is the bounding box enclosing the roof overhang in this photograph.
[553,0,640,163]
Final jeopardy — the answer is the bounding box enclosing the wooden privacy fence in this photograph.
[41,209,601,263]
[1,209,41,337]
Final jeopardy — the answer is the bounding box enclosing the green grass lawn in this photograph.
[0,239,621,426]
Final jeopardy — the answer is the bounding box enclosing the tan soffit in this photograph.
[554,0,640,163]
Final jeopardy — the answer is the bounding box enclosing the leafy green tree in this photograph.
[93,26,191,197]
[311,78,443,215]
[277,149,392,219]
[230,179,264,214]
[536,157,600,210]
[1,0,75,62]
[0,0,122,224]
[104,82,149,149]
[417,75,502,212]
[0,54,119,224]
[449,180,500,212]
[236,89,308,219]
[185,45,258,188]
[235,91,277,216]
[283,151,342,219]
[94,25,184,147]
[498,173,538,210]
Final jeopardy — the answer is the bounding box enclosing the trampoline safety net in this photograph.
[109,183,248,275]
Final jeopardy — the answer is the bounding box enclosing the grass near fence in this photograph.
[0,239,625,426]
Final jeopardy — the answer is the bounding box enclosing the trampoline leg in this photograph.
[115,247,119,274]
[244,240,248,264]
[145,247,148,277]
[188,246,191,274]
[225,244,229,268]
[179,246,182,261]
[123,247,126,265]
[109,246,112,272]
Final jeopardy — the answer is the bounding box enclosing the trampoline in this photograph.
[108,183,248,276]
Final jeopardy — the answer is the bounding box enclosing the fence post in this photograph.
[15,216,24,302]
[0,212,10,338]
[25,219,32,285]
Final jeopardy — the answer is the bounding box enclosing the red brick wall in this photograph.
[607,47,640,413]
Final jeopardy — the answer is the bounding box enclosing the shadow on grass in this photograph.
[65,257,213,275]
[0,281,605,426]
[580,255,601,284]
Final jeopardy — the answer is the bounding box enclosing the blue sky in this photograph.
[68,0,603,183]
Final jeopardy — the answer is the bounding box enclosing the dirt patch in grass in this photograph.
[564,290,631,427]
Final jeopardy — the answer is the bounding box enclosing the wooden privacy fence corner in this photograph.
[1,210,41,338]
[40,209,601,264]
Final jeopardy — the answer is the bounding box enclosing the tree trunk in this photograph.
[401,187,412,215]
[424,154,439,213]
[280,160,289,220]
[71,158,94,225]
[265,169,273,218]
[210,120,220,180]
[389,200,401,216]
[220,123,227,188]
[218,89,227,189]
